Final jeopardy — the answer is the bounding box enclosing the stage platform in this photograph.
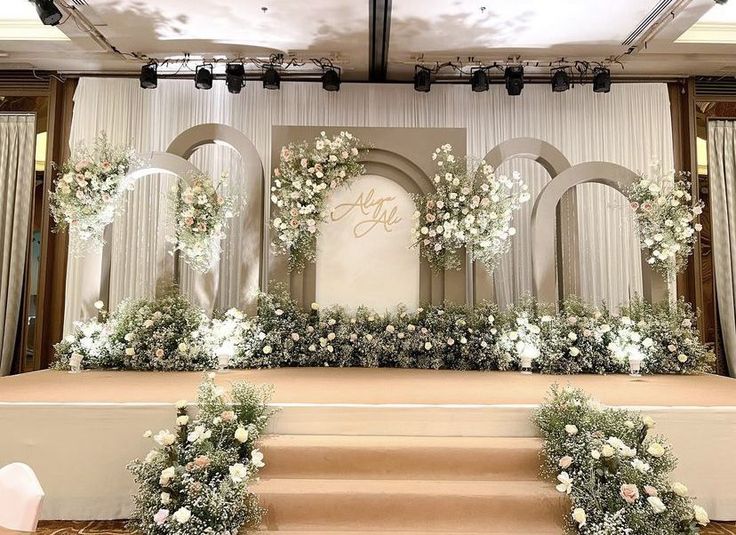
[2,369,736,524]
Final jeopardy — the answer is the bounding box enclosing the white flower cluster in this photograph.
[171,172,235,273]
[128,374,272,535]
[271,131,364,271]
[628,163,703,275]
[412,144,529,271]
[50,132,138,254]
[535,386,709,535]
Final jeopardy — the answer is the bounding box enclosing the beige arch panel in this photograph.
[531,161,666,305]
[476,138,574,305]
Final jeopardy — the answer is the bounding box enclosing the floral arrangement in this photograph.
[271,131,364,271]
[412,144,529,271]
[534,385,709,534]
[50,133,138,253]
[171,172,235,273]
[55,289,712,375]
[628,163,703,276]
[128,374,272,535]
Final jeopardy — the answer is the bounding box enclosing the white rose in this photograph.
[694,505,710,526]
[93,300,104,310]
[564,424,578,436]
[569,347,580,357]
[647,442,665,458]
[229,462,248,483]
[175,399,188,409]
[572,507,586,526]
[177,343,188,353]
[251,449,265,468]
[424,342,433,350]
[159,466,176,486]
[154,430,176,447]
[172,507,191,524]
[591,449,601,460]
[671,482,688,497]
[601,444,615,458]
[311,302,320,311]
[642,415,655,428]
[235,426,249,443]
[125,347,135,356]
[160,492,170,505]
[263,345,273,355]
[647,496,667,514]
[176,415,189,426]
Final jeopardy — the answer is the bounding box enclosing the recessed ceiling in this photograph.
[0,0,735,79]
[676,1,736,44]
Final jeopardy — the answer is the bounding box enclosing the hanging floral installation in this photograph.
[127,374,272,535]
[50,133,138,254]
[535,386,710,534]
[270,131,364,271]
[628,163,704,304]
[170,172,236,273]
[411,144,530,272]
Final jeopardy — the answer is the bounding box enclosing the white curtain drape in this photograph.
[64,79,673,330]
[708,119,736,376]
[0,114,36,376]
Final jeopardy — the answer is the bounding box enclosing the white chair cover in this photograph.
[0,463,44,532]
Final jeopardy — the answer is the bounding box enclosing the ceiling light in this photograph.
[263,66,280,90]
[322,68,341,92]
[470,68,489,92]
[504,66,524,96]
[226,63,245,94]
[139,63,157,90]
[715,0,728,4]
[414,66,432,93]
[195,64,213,90]
[593,68,611,93]
[30,0,62,26]
[551,70,570,92]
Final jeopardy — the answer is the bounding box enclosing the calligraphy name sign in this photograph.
[330,188,403,238]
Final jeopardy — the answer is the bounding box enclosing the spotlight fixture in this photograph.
[194,64,213,90]
[504,66,524,96]
[225,63,245,94]
[322,68,341,92]
[715,0,728,4]
[263,66,281,90]
[470,68,489,92]
[551,69,570,92]
[593,67,611,93]
[30,0,63,26]
[414,66,432,93]
[139,63,158,89]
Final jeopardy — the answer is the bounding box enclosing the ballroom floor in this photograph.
[31,520,736,533]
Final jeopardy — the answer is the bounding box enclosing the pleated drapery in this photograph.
[708,120,736,376]
[64,79,674,331]
[0,114,36,376]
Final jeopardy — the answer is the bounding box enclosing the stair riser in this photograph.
[258,492,567,532]
[260,445,541,481]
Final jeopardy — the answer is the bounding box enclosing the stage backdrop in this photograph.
[64,80,674,331]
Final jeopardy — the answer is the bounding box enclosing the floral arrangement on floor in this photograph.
[271,131,364,271]
[412,144,530,272]
[628,163,703,290]
[534,385,710,534]
[55,288,712,375]
[171,172,236,272]
[50,132,138,254]
[128,373,272,535]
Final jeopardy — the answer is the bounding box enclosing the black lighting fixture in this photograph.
[322,67,341,92]
[263,66,281,90]
[30,0,63,26]
[715,0,728,5]
[504,65,524,96]
[194,64,213,90]
[225,63,246,94]
[414,66,432,93]
[139,62,158,89]
[593,67,611,93]
[551,69,570,92]
[470,68,489,92]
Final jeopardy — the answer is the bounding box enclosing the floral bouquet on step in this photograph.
[127,374,273,535]
[50,132,138,254]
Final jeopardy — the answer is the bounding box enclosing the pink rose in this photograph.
[558,456,573,469]
[274,168,281,177]
[644,485,658,497]
[630,201,639,210]
[220,410,236,422]
[153,509,169,526]
[620,483,640,504]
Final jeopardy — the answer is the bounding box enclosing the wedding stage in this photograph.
[1,368,735,529]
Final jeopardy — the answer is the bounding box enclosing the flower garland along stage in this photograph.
[50,133,235,272]
[54,289,712,375]
[412,144,530,272]
[271,131,364,271]
[50,133,138,253]
[128,374,272,535]
[535,386,710,534]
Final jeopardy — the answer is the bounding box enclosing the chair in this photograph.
[0,463,44,533]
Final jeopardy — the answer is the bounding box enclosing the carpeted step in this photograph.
[254,478,566,533]
[258,435,542,481]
